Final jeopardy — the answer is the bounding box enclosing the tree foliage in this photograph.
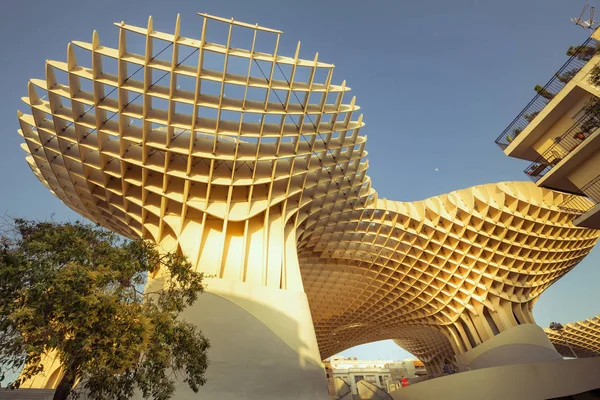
[0,219,209,400]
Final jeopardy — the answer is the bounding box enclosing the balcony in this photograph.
[523,100,600,182]
[495,37,599,150]
[559,175,600,228]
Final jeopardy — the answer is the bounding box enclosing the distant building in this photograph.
[385,359,427,383]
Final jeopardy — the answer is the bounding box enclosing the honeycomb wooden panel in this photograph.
[545,315,600,358]
[302,183,600,362]
[15,13,600,371]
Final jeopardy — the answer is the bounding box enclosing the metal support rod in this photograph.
[560,329,578,359]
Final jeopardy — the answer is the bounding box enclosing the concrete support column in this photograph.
[160,278,329,400]
[145,210,330,399]
[454,324,562,370]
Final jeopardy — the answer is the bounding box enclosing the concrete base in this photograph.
[455,324,562,370]
[157,278,330,400]
[390,357,600,400]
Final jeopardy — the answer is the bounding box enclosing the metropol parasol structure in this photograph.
[16,12,600,399]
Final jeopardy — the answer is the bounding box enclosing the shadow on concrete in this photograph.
[170,287,330,400]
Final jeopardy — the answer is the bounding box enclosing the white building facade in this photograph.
[328,357,393,395]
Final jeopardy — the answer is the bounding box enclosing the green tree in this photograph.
[0,219,209,400]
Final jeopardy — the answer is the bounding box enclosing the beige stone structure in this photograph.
[545,315,600,358]
[389,356,600,400]
[15,13,600,398]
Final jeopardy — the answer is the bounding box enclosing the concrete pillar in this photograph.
[454,324,562,370]
[164,278,329,399]
[145,210,330,399]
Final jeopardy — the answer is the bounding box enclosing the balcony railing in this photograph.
[524,101,600,182]
[495,37,598,150]
[559,175,600,214]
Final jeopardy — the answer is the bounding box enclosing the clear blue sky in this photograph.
[1,0,599,362]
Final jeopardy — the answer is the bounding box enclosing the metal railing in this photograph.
[559,175,600,214]
[495,37,598,149]
[524,102,600,182]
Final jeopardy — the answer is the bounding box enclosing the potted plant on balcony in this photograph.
[574,131,586,140]
[578,102,600,135]
[555,68,581,83]
[534,85,555,100]
[524,111,540,122]
[580,120,599,136]
[527,163,545,176]
[527,164,540,176]
[566,44,600,61]
[589,65,600,87]
[513,128,523,136]
[584,97,600,112]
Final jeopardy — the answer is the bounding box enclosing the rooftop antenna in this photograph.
[572,4,600,30]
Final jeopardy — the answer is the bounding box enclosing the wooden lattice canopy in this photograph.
[16,14,600,372]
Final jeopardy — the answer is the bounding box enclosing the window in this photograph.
[572,104,588,121]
